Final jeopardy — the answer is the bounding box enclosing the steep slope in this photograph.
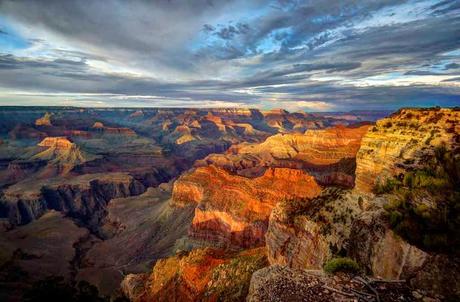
[197,125,369,186]
[122,247,268,302]
[263,108,460,300]
[355,108,459,193]
[172,166,321,248]
[0,172,145,227]
[76,185,195,297]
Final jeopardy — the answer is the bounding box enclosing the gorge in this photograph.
[0,107,458,302]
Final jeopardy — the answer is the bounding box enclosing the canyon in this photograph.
[0,107,458,301]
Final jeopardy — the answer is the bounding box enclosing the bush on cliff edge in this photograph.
[324,257,360,274]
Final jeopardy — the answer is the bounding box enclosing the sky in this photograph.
[0,0,459,111]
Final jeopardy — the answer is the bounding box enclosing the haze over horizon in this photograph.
[0,0,459,111]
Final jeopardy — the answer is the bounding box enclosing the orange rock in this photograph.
[122,247,268,302]
[355,108,460,193]
[92,121,104,128]
[197,125,369,187]
[172,166,321,248]
[38,136,74,149]
[35,112,52,126]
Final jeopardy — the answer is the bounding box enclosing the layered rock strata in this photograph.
[172,166,321,248]
[0,172,145,226]
[355,108,459,193]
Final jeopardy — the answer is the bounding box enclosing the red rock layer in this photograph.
[172,165,321,248]
[197,125,369,187]
[122,247,267,302]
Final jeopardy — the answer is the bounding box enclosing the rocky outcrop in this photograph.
[197,125,369,187]
[0,172,145,227]
[76,185,195,297]
[92,122,137,135]
[38,136,74,149]
[355,108,459,193]
[247,265,413,302]
[349,208,460,298]
[172,166,321,248]
[35,112,52,126]
[33,137,91,175]
[266,189,361,270]
[122,247,268,302]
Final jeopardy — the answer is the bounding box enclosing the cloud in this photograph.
[0,0,459,110]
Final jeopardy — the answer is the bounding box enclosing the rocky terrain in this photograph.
[172,166,322,248]
[1,106,458,301]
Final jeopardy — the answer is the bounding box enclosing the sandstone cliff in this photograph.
[197,125,369,187]
[355,108,459,193]
[261,108,460,300]
[172,166,321,248]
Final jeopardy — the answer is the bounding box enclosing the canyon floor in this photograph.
[0,107,458,301]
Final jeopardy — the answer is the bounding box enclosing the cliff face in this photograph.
[355,108,459,193]
[262,108,460,299]
[266,188,361,270]
[172,166,321,248]
[0,172,145,227]
[122,247,268,302]
[76,185,195,296]
[197,125,369,187]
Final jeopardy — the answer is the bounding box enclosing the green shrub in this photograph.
[389,211,403,227]
[374,178,401,194]
[403,172,414,188]
[323,257,360,274]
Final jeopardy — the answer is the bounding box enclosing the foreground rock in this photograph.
[247,265,413,302]
[122,247,268,302]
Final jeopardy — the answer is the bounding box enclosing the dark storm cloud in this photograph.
[0,0,459,110]
[445,63,460,70]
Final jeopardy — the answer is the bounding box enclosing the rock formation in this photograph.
[122,247,268,302]
[355,108,459,193]
[197,125,369,187]
[172,165,321,248]
[262,108,460,300]
[35,112,53,126]
[0,172,145,226]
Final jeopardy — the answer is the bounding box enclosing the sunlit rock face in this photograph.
[122,247,268,302]
[355,108,460,193]
[172,166,321,248]
[35,112,53,127]
[265,188,362,270]
[197,125,370,187]
[261,108,460,299]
